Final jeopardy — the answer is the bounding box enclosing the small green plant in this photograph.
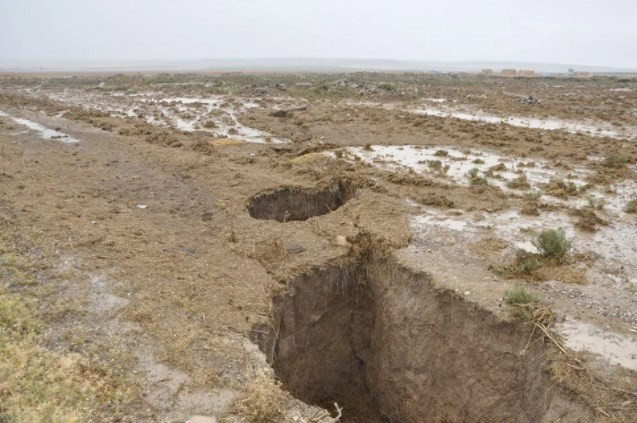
[504,285,540,319]
[467,167,488,186]
[533,229,572,261]
[601,154,628,168]
[434,149,449,157]
[377,83,395,92]
[492,252,540,278]
[506,174,530,190]
[504,285,540,305]
[427,159,442,170]
[625,199,637,214]
[586,197,606,210]
[513,254,541,275]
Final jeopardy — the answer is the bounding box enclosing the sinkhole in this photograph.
[251,255,580,422]
[246,178,355,222]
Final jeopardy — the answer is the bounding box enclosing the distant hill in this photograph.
[1,57,636,74]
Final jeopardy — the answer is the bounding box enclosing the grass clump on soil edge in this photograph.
[228,371,289,423]
[0,232,133,423]
[504,285,540,320]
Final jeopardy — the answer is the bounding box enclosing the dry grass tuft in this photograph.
[290,152,327,165]
[230,372,288,423]
[211,138,245,147]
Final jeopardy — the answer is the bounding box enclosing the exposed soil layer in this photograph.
[254,254,590,423]
[246,178,355,222]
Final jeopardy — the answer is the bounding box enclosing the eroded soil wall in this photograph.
[254,256,575,422]
[246,178,354,222]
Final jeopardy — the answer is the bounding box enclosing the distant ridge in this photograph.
[1,57,636,74]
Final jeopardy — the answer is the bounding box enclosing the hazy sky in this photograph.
[1,0,636,68]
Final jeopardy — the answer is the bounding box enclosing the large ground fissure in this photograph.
[254,255,558,423]
[246,178,355,222]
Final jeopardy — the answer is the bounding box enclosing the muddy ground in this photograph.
[0,72,636,422]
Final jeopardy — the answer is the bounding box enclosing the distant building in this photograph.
[480,69,493,76]
[500,69,518,76]
[518,69,537,77]
[575,71,591,78]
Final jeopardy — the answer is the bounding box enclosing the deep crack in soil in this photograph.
[246,178,355,222]
[252,254,589,423]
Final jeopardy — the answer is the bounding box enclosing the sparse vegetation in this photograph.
[468,167,488,185]
[377,83,396,92]
[506,173,530,190]
[601,154,629,168]
[625,199,637,214]
[504,284,540,306]
[573,207,607,232]
[433,149,449,157]
[543,179,579,198]
[504,285,540,319]
[0,236,131,423]
[494,252,541,279]
[533,229,572,261]
[494,230,575,280]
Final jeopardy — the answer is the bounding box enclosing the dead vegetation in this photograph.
[0,229,133,423]
[228,372,288,423]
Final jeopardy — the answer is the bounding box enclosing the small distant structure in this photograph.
[480,69,493,76]
[518,69,537,77]
[575,71,591,78]
[500,69,518,77]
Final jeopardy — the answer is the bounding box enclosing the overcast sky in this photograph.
[1,0,636,68]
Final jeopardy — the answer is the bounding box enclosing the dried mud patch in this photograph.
[246,178,355,222]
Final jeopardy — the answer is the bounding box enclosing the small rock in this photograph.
[335,235,349,246]
[286,243,306,254]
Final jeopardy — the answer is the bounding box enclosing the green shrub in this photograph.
[625,199,637,214]
[504,285,540,319]
[434,149,449,157]
[504,285,540,305]
[533,229,572,261]
[513,254,541,275]
[467,167,488,186]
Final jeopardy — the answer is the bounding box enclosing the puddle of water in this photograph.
[0,110,78,143]
[341,145,591,193]
[555,319,637,371]
[343,100,633,139]
[48,91,289,144]
[409,105,629,139]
